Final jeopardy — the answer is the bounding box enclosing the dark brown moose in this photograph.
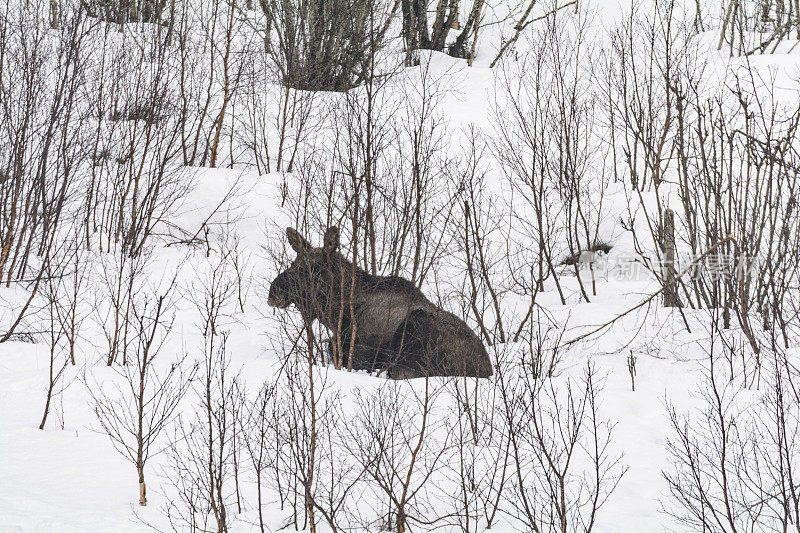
[268,227,493,379]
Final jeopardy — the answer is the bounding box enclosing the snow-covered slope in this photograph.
[2,0,800,531]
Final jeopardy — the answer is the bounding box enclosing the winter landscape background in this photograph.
[1,0,799,531]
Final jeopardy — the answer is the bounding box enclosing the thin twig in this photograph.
[560,235,734,349]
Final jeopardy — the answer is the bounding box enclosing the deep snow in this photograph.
[2,1,800,531]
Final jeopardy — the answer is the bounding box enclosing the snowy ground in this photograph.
[0,212,705,533]
[2,1,800,532]
[0,172,740,533]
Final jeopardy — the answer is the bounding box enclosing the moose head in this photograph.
[268,227,348,322]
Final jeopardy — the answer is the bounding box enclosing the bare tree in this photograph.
[498,360,626,533]
[257,0,399,91]
[89,268,196,505]
[343,378,451,532]
[0,1,87,342]
[161,332,240,531]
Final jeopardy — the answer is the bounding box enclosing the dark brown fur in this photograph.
[268,227,492,379]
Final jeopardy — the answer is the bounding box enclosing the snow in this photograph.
[2,0,800,531]
[0,168,719,532]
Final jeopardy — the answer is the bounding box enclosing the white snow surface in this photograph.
[2,1,800,531]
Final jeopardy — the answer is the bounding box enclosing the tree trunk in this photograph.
[138,468,147,506]
[662,209,681,307]
[50,0,59,29]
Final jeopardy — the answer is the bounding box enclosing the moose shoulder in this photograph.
[268,227,493,379]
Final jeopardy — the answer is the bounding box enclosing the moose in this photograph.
[268,227,493,379]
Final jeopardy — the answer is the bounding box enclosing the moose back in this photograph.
[268,227,493,379]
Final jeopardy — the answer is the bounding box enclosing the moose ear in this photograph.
[286,227,310,254]
[323,227,340,253]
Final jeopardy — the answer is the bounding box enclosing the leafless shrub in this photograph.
[279,55,457,288]
[604,1,800,374]
[83,13,190,255]
[663,306,800,531]
[255,294,335,533]
[442,364,513,532]
[602,0,692,280]
[95,249,147,366]
[50,247,92,366]
[160,332,240,531]
[239,380,278,533]
[258,0,399,92]
[37,233,91,429]
[490,0,580,67]
[455,129,511,345]
[342,378,451,532]
[0,1,89,341]
[0,1,86,282]
[82,0,169,24]
[186,232,248,337]
[675,70,799,356]
[236,45,320,173]
[38,266,72,430]
[495,6,608,309]
[717,0,800,55]
[498,359,626,532]
[88,267,196,505]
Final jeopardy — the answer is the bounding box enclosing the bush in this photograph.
[260,0,397,92]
